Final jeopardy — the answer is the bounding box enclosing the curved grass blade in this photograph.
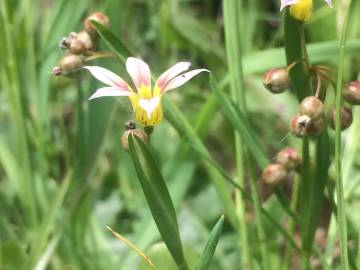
[194,215,224,270]
[91,20,132,63]
[128,135,188,270]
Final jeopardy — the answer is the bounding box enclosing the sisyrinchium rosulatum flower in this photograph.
[280,0,332,21]
[85,57,209,126]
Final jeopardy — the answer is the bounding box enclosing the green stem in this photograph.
[334,1,352,269]
[223,1,250,268]
[282,175,301,270]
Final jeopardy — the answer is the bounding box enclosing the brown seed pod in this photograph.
[343,81,360,105]
[290,114,324,138]
[299,96,324,120]
[328,107,353,131]
[84,12,110,36]
[69,38,86,55]
[121,129,149,151]
[77,31,97,52]
[276,147,301,171]
[262,164,288,186]
[58,54,83,76]
[262,68,290,94]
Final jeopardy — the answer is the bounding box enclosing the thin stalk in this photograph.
[223,1,250,268]
[282,175,301,270]
[334,0,352,269]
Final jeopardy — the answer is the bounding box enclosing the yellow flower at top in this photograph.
[84,57,208,126]
[280,0,332,22]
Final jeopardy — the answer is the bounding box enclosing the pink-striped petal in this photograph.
[138,97,160,119]
[84,66,131,90]
[280,0,299,11]
[126,57,151,89]
[324,0,332,7]
[89,87,134,100]
[155,62,191,90]
[162,69,209,93]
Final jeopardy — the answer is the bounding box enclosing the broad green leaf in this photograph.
[194,215,224,270]
[128,135,188,270]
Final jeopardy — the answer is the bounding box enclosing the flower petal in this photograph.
[89,87,134,100]
[280,0,300,11]
[324,0,332,7]
[162,69,209,93]
[138,96,160,119]
[126,57,151,89]
[155,62,191,90]
[84,66,131,90]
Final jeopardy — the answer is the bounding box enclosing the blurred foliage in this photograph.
[0,0,360,269]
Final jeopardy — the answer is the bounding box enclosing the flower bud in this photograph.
[343,81,360,105]
[328,107,353,131]
[121,129,149,151]
[299,96,324,120]
[276,147,301,171]
[77,31,97,52]
[84,12,110,36]
[305,117,324,137]
[262,164,287,186]
[262,68,290,94]
[58,54,83,76]
[69,38,86,55]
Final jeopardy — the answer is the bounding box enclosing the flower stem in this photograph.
[334,0,352,269]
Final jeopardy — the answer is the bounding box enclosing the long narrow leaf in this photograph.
[128,135,188,270]
[194,215,224,270]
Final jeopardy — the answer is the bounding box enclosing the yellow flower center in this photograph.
[290,0,313,21]
[129,84,163,126]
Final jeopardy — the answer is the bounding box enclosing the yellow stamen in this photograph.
[290,0,313,21]
[129,84,163,126]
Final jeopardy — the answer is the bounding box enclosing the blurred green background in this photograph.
[0,0,360,269]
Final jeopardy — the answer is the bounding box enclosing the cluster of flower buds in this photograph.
[262,147,301,186]
[52,12,110,77]
[121,120,149,151]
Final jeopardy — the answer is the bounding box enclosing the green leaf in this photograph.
[209,75,268,169]
[194,215,224,270]
[128,135,188,270]
[91,20,132,63]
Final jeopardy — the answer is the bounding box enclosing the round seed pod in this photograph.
[77,31,97,52]
[262,164,288,186]
[262,68,290,94]
[69,38,86,55]
[299,96,324,120]
[328,107,353,131]
[304,117,325,137]
[121,129,149,151]
[58,54,83,76]
[290,114,310,137]
[52,66,62,76]
[343,81,360,105]
[125,120,136,130]
[276,147,301,171]
[84,12,110,36]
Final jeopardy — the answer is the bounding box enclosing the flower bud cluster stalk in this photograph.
[52,12,110,77]
[262,147,301,186]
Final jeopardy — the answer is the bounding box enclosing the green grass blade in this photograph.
[91,21,132,63]
[194,215,224,270]
[128,135,188,270]
[210,75,268,168]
